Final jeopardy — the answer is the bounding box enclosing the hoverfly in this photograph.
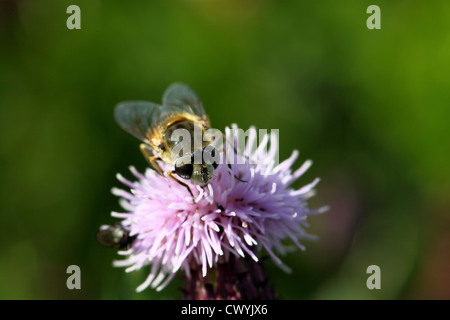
[96,224,136,249]
[114,83,222,200]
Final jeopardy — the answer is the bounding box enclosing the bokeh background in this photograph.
[1,0,449,300]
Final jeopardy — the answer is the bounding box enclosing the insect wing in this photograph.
[162,83,207,121]
[114,101,164,143]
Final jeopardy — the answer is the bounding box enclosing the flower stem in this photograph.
[182,255,277,300]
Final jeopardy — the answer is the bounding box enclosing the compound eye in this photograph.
[175,155,194,179]
[175,163,193,179]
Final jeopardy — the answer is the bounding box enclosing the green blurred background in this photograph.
[1,0,449,300]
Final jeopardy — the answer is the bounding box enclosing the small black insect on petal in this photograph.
[96,224,136,249]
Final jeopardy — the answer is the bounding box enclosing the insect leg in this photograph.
[166,170,196,203]
[140,144,163,174]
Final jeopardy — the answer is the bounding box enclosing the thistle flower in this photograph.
[109,125,324,295]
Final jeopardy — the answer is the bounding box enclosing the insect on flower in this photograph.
[114,83,226,201]
[108,125,325,293]
[96,224,136,249]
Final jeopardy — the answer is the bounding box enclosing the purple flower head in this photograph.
[111,125,325,292]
